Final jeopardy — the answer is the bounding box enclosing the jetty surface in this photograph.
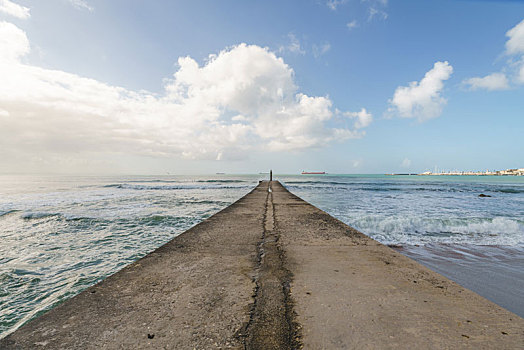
[2,181,523,349]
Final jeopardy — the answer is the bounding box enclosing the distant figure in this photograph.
[270,170,273,181]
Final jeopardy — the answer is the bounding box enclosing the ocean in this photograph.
[1,174,523,337]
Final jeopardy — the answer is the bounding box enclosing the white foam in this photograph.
[350,215,524,246]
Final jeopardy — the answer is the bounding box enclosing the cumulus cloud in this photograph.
[388,61,453,122]
[0,0,29,19]
[0,21,29,61]
[506,19,524,55]
[463,72,509,91]
[0,22,370,164]
[464,19,524,89]
[343,108,373,129]
[506,19,524,84]
[517,60,524,83]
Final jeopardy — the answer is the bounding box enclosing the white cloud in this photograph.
[326,0,347,11]
[66,0,93,12]
[388,61,453,122]
[0,0,30,19]
[352,159,361,168]
[466,19,524,90]
[363,0,389,7]
[506,20,524,85]
[326,0,387,22]
[363,0,388,21]
[231,115,247,121]
[279,33,305,55]
[463,72,509,91]
[346,20,358,29]
[368,7,388,21]
[517,59,524,83]
[401,158,411,168]
[0,22,370,164]
[312,42,331,58]
[0,21,29,61]
[343,108,373,129]
[506,19,524,55]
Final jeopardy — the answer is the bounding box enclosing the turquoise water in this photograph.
[282,174,524,246]
[1,174,523,337]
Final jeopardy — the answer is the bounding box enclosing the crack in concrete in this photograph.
[240,181,301,349]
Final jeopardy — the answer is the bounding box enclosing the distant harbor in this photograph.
[419,168,524,176]
[388,168,524,176]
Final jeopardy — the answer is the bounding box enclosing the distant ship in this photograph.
[301,171,326,175]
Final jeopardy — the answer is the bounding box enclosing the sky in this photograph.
[0,0,523,175]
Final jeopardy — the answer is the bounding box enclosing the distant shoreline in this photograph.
[387,173,524,176]
[388,167,524,176]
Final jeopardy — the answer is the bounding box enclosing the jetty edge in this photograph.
[1,181,522,349]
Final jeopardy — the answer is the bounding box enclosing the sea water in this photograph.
[1,174,523,337]
[0,175,258,338]
[283,174,524,246]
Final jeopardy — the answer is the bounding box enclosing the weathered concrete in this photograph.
[271,181,524,349]
[243,184,299,350]
[2,181,524,349]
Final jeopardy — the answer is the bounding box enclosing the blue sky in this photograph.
[0,0,523,174]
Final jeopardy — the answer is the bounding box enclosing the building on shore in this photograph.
[496,168,524,176]
[418,168,524,176]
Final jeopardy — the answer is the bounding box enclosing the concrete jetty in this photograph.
[2,181,523,349]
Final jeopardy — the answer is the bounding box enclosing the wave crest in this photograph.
[351,216,524,246]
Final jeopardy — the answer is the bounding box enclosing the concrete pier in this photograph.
[1,181,523,349]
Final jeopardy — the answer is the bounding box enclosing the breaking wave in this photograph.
[350,216,524,246]
[21,212,60,220]
[0,210,19,218]
[103,183,251,190]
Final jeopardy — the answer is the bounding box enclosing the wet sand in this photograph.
[396,244,524,318]
[1,181,523,349]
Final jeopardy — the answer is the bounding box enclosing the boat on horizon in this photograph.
[301,171,326,175]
